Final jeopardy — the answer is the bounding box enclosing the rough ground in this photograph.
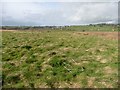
[1,30,118,40]
[2,30,118,88]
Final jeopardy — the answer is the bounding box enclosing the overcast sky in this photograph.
[1,0,119,26]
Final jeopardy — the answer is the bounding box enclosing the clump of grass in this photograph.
[49,56,69,67]
[25,55,37,63]
[5,74,21,84]
[21,45,32,50]
[2,30,118,88]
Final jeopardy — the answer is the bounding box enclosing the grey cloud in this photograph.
[2,2,118,26]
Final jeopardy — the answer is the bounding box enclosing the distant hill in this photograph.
[1,24,119,31]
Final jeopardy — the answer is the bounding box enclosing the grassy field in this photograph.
[1,29,118,88]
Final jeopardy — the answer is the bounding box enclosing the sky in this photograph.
[1,0,119,26]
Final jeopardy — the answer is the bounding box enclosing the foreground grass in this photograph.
[2,30,118,88]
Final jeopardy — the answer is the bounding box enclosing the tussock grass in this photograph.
[2,30,118,88]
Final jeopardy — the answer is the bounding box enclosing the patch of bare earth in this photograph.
[87,77,96,87]
[74,32,118,40]
[104,66,117,74]
[59,82,81,88]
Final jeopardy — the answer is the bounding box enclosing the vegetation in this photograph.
[1,25,118,88]
[1,24,119,31]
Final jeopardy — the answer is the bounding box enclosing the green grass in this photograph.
[2,30,118,88]
[62,24,118,31]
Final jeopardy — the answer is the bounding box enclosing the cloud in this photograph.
[1,0,119,2]
[1,1,118,26]
[65,3,118,24]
